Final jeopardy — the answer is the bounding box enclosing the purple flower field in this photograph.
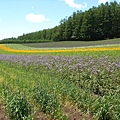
[0,54,120,119]
[0,54,119,74]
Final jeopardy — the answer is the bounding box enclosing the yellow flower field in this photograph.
[0,44,120,53]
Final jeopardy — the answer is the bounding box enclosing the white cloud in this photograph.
[0,36,3,40]
[26,13,50,23]
[62,0,87,9]
[98,0,110,4]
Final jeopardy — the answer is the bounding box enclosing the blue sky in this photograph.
[0,0,120,40]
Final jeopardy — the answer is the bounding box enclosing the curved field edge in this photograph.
[2,43,120,50]
[2,38,120,49]
[0,44,120,53]
[22,38,120,48]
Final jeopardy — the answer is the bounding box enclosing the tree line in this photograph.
[1,1,120,43]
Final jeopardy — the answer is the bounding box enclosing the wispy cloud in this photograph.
[26,13,50,23]
[98,0,110,4]
[62,0,87,9]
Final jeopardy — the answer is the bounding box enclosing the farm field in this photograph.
[0,42,120,120]
[22,38,120,48]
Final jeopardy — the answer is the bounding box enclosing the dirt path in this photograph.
[0,104,9,120]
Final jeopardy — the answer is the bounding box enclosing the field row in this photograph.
[0,54,120,120]
[0,44,120,53]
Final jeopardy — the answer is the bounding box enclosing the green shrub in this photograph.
[33,86,67,120]
[91,97,114,120]
[5,91,32,120]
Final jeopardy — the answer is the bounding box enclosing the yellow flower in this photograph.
[0,44,120,53]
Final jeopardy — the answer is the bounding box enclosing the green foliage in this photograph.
[5,90,32,120]
[1,1,120,43]
[0,51,120,120]
[32,86,67,119]
[91,97,114,120]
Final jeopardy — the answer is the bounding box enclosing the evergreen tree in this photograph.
[1,1,120,43]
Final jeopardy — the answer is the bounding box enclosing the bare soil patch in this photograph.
[63,103,93,120]
[64,106,93,120]
[0,104,9,120]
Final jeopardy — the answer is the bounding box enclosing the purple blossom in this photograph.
[0,54,119,81]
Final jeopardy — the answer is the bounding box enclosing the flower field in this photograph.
[0,44,120,53]
[0,44,120,120]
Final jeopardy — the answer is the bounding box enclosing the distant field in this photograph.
[22,38,120,48]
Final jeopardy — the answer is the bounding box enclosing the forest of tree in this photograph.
[1,1,120,43]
